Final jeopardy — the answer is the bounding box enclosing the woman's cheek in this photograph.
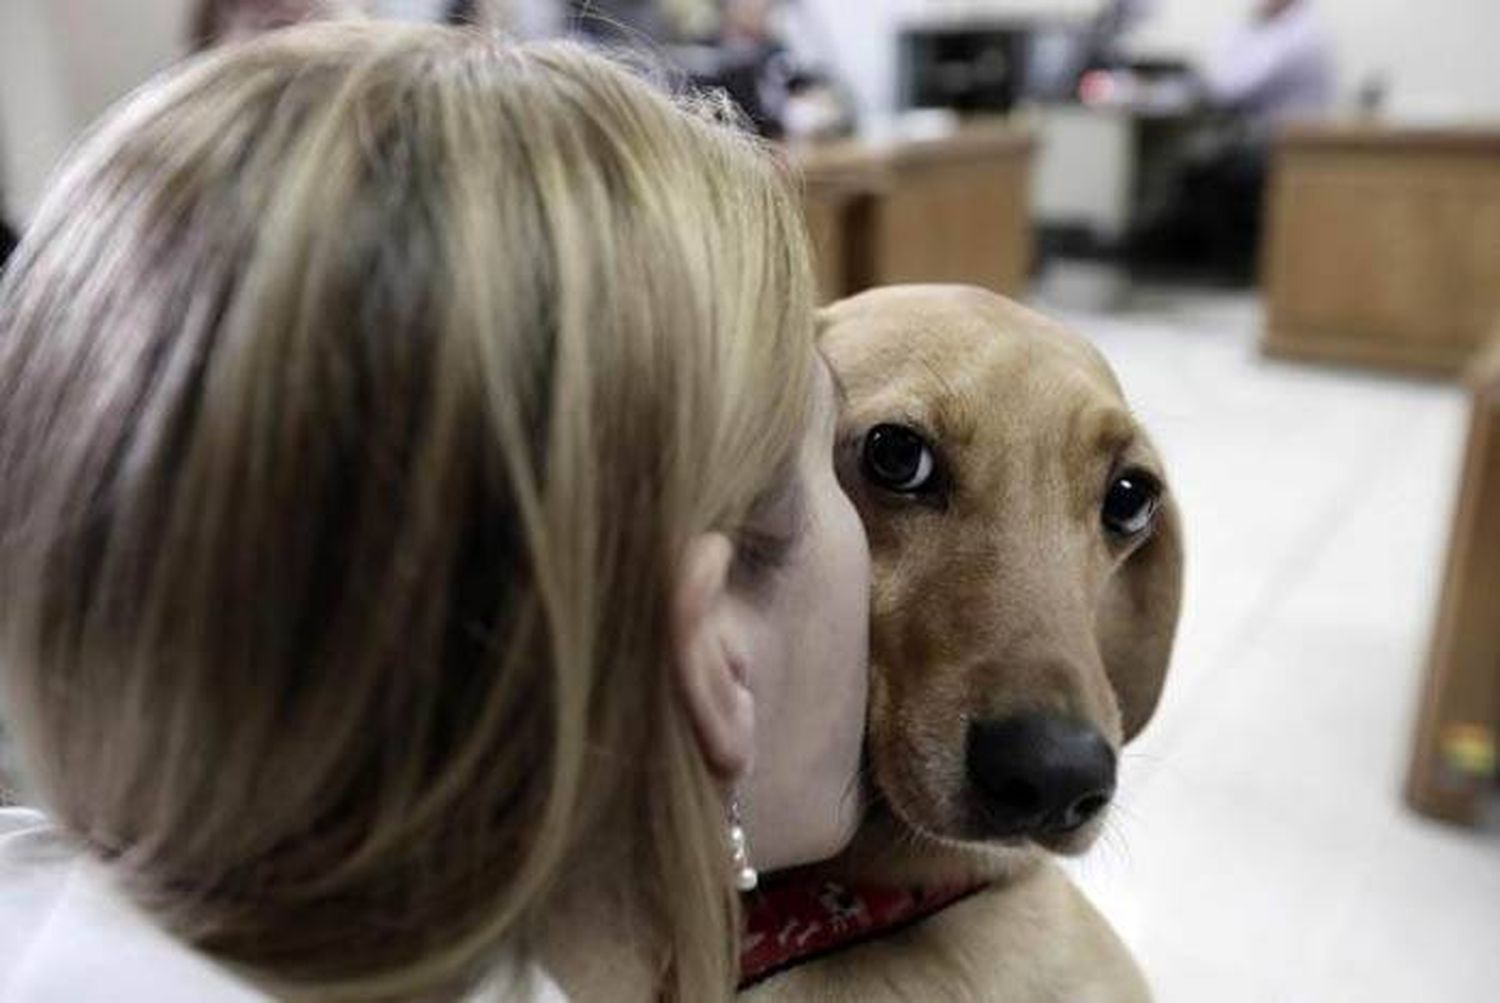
[825,484,871,761]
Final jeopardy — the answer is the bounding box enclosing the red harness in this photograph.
[739,875,991,989]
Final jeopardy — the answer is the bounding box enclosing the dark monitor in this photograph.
[898,26,1030,113]
[898,20,1114,111]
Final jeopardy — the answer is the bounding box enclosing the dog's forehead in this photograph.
[819,286,1126,440]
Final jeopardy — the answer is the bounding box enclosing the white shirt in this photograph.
[0,809,569,1003]
[1206,1,1335,123]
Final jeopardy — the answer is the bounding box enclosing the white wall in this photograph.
[0,0,534,223]
[0,0,190,221]
[52,0,194,127]
[0,1,92,220]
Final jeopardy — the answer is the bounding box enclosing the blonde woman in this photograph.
[0,22,869,1003]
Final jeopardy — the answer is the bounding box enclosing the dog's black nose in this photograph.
[966,714,1117,838]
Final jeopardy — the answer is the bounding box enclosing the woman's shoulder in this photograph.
[0,808,77,973]
[0,809,569,1003]
[0,807,267,1002]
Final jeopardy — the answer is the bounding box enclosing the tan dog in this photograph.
[744,286,1183,1002]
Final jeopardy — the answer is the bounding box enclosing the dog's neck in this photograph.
[736,807,1044,988]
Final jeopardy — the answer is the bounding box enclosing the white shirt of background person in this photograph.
[1206,0,1335,122]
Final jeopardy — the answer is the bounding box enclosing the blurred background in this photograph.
[2,2,1498,1000]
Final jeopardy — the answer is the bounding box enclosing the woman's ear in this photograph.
[672,533,756,781]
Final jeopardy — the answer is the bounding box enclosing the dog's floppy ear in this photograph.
[814,305,836,346]
[1099,493,1184,742]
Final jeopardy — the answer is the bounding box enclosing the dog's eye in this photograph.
[862,424,938,494]
[1102,470,1160,538]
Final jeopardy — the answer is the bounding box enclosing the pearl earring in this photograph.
[729,797,758,892]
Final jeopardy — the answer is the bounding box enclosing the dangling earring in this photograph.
[729,797,758,892]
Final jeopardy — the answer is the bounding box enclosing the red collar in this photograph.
[739,874,991,989]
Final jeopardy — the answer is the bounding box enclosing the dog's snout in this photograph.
[966,714,1117,839]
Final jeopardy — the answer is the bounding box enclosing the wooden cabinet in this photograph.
[1262,126,1500,377]
[1405,337,1500,826]
[793,121,1035,304]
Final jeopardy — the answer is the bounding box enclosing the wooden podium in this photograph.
[1405,335,1500,825]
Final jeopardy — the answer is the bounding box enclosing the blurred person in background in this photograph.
[687,0,789,137]
[0,22,870,1003]
[671,0,852,141]
[567,0,716,47]
[189,0,366,48]
[1204,0,1334,126]
[1133,0,1334,281]
[0,215,15,275]
[1083,0,1157,73]
[191,0,539,46]
[0,175,14,273]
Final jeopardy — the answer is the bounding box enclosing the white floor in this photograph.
[1042,288,1500,1003]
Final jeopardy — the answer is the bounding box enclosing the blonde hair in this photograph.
[0,23,813,1002]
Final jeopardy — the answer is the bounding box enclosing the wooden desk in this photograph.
[791,120,1036,303]
[1405,335,1500,826]
[793,141,885,305]
[1262,125,1500,377]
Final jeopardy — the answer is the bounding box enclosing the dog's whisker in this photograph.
[1121,749,1165,764]
[1101,812,1136,869]
[1107,796,1144,826]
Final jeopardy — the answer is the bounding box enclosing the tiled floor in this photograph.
[1042,288,1500,1003]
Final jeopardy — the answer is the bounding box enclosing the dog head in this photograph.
[821,285,1183,858]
